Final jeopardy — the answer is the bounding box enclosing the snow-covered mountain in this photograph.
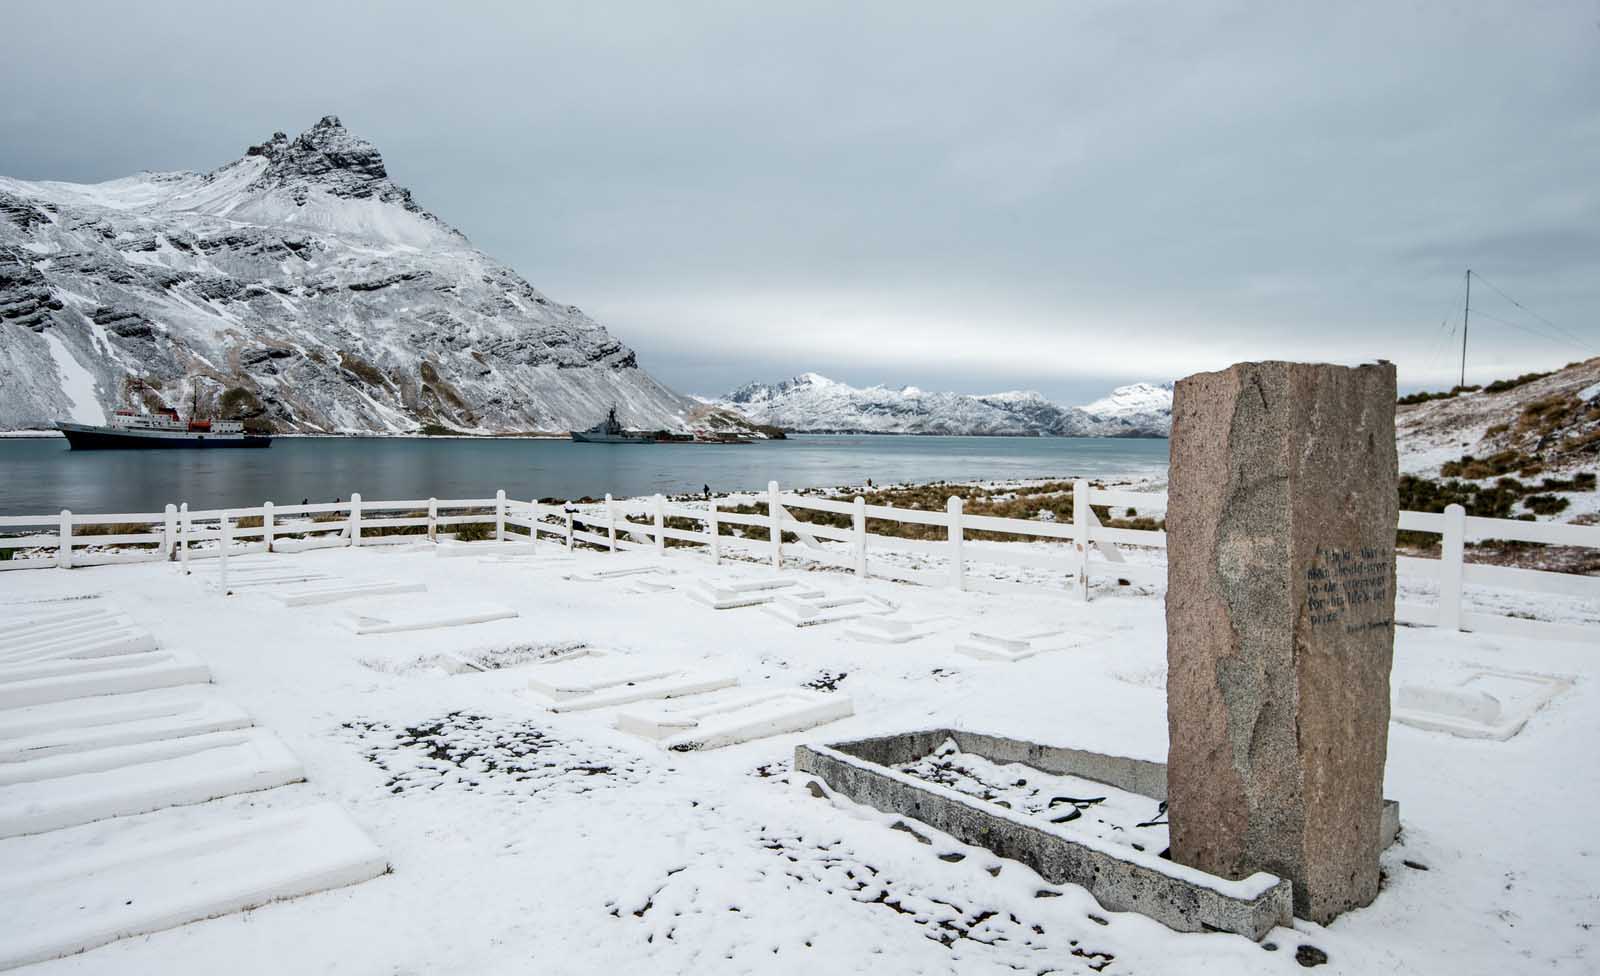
[709,373,1172,436]
[0,116,694,433]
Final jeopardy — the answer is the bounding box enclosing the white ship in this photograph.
[57,408,272,450]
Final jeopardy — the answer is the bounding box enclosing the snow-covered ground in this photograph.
[0,541,1595,975]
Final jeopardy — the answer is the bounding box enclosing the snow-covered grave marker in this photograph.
[563,562,671,582]
[1391,669,1572,740]
[340,601,518,635]
[953,625,1080,662]
[210,568,339,590]
[434,537,537,558]
[761,591,896,628]
[626,577,677,594]
[0,606,123,645]
[0,650,210,711]
[477,551,574,565]
[269,579,427,607]
[616,688,854,750]
[548,672,739,714]
[0,602,107,631]
[0,687,253,763]
[0,727,305,838]
[527,653,738,713]
[684,576,825,610]
[0,802,387,971]
[0,626,158,667]
[842,613,951,644]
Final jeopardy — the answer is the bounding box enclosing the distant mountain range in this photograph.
[0,116,694,434]
[704,373,1173,436]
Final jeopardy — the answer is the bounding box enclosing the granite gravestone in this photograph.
[1165,360,1398,924]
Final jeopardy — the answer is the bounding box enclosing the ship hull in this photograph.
[569,431,655,444]
[57,423,273,450]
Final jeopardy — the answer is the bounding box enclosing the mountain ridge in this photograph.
[706,373,1173,436]
[0,115,694,434]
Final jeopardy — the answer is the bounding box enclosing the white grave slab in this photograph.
[526,654,682,700]
[761,592,897,628]
[0,628,158,667]
[213,570,338,590]
[0,612,130,652]
[843,614,950,644]
[0,603,109,631]
[0,688,252,763]
[0,727,304,838]
[478,552,575,565]
[955,625,1077,662]
[0,651,210,711]
[684,578,825,610]
[616,689,854,750]
[627,578,678,594]
[270,579,427,607]
[548,671,739,713]
[1392,670,1573,740]
[341,602,518,635]
[0,801,386,971]
[435,538,537,558]
[564,563,670,582]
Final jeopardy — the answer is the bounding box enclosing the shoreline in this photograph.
[0,428,1168,442]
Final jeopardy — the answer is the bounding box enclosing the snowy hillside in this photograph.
[0,116,694,434]
[710,373,1172,436]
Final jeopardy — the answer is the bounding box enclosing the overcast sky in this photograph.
[4,1,1597,402]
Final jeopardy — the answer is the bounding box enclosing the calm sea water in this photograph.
[0,435,1169,517]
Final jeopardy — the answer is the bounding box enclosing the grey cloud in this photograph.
[3,0,1595,399]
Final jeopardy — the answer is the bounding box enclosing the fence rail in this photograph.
[3,481,1595,642]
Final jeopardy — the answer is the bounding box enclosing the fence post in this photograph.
[262,501,275,553]
[496,489,507,542]
[427,498,438,542]
[163,503,177,560]
[605,494,618,552]
[349,493,362,548]
[708,500,721,565]
[948,495,965,591]
[654,494,666,556]
[853,496,867,578]
[180,503,191,574]
[565,505,575,551]
[1439,503,1465,632]
[1073,479,1091,601]
[58,510,72,569]
[218,514,233,594]
[767,480,782,570]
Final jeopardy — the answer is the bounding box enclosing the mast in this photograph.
[1459,269,1471,388]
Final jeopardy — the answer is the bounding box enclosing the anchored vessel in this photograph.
[58,409,272,450]
[570,407,655,444]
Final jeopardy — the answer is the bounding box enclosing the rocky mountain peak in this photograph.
[0,116,695,434]
[240,115,414,211]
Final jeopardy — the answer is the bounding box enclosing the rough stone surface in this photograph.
[1165,360,1398,924]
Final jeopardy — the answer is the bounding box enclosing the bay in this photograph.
[0,434,1169,517]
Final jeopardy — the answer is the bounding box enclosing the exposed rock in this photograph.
[90,305,156,339]
[1165,360,1398,924]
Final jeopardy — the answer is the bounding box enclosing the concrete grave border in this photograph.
[795,728,1400,942]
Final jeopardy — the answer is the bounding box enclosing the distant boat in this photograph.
[58,408,272,450]
[570,406,655,444]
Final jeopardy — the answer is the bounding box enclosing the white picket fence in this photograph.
[2,482,1596,642]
